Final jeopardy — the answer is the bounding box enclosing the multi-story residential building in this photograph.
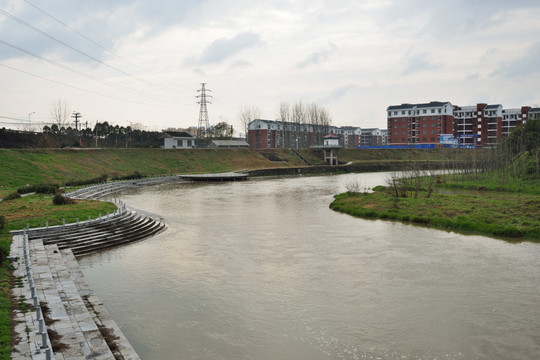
[387,101,454,146]
[453,103,504,147]
[389,101,536,148]
[501,107,533,138]
[247,119,361,149]
[360,128,384,146]
[481,104,503,147]
[380,129,388,145]
[528,108,540,120]
[333,126,362,148]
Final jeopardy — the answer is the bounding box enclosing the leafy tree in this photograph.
[208,122,233,139]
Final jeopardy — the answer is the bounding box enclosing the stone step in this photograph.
[60,249,141,360]
[68,218,165,255]
[44,244,116,359]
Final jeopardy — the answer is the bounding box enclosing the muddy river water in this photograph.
[78,173,540,359]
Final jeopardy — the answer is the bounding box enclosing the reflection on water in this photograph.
[78,173,540,360]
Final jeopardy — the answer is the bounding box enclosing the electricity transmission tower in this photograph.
[196,83,212,138]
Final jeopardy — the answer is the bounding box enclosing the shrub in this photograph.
[3,191,21,201]
[17,183,59,195]
[111,171,144,181]
[52,194,75,205]
[0,215,5,230]
[64,174,107,187]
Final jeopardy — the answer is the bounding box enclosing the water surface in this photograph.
[79,173,540,360]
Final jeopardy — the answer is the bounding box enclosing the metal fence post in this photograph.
[40,330,48,349]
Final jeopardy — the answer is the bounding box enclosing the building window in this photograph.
[423,109,427,114]
[431,109,435,113]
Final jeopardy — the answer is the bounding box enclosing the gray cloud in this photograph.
[379,0,540,39]
[297,42,337,69]
[492,41,540,77]
[401,51,441,74]
[230,59,253,69]
[194,32,262,65]
[328,84,356,101]
[0,0,206,62]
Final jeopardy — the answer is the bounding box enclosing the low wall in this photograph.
[247,161,445,177]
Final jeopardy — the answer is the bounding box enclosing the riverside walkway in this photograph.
[9,176,187,359]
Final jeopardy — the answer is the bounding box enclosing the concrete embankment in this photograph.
[9,176,183,359]
[247,161,445,177]
[11,233,140,360]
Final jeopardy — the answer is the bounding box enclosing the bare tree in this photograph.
[238,106,261,140]
[49,99,70,129]
[277,102,291,148]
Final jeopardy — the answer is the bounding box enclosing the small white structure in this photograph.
[162,132,196,149]
[322,133,342,165]
[322,133,341,147]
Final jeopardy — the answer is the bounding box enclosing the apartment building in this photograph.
[388,101,537,148]
[247,119,362,149]
[387,101,454,146]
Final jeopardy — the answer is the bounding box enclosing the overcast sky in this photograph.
[1,0,539,134]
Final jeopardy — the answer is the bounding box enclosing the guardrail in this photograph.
[21,229,53,360]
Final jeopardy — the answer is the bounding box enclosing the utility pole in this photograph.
[95,121,99,147]
[27,112,35,132]
[196,83,212,139]
[72,111,82,132]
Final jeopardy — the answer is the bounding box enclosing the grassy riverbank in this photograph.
[0,148,456,197]
[330,175,540,241]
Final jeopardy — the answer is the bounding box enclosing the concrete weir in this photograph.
[9,176,184,359]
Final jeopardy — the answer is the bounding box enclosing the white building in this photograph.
[162,131,196,149]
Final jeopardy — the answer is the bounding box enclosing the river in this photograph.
[78,172,540,360]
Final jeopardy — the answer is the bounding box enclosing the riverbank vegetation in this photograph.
[0,147,457,198]
[331,119,540,241]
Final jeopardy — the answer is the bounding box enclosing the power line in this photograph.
[0,39,176,103]
[0,7,142,81]
[21,0,184,93]
[0,62,169,106]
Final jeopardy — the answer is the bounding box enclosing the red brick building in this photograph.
[247,119,361,149]
[387,101,454,146]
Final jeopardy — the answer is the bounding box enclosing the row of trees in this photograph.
[238,101,333,147]
[276,101,332,147]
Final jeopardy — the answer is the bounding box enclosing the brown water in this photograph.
[78,173,540,360]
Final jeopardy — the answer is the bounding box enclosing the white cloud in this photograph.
[297,41,337,69]
[191,31,262,65]
[492,41,540,77]
[401,50,442,75]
